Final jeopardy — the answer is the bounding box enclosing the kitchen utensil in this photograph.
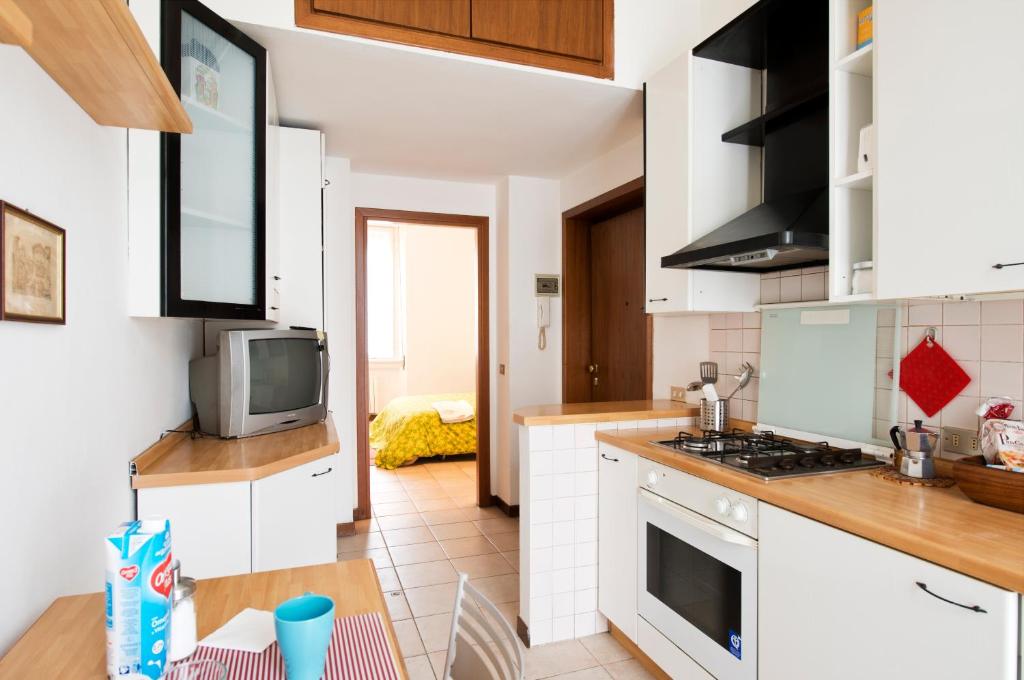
[274,593,335,680]
[700,398,729,432]
[700,361,718,385]
[686,380,704,392]
[725,361,755,400]
[165,660,227,680]
[953,455,1024,514]
[701,382,720,402]
[890,420,938,479]
[899,330,970,417]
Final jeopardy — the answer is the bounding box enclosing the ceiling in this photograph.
[236,23,643,182]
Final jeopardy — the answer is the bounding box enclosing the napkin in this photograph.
[200,608,276,653]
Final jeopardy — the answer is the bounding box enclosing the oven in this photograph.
[637,458,758,680]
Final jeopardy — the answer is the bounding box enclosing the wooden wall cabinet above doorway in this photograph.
[294,0,614,79]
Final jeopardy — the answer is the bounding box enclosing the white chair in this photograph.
[441,573,525,680]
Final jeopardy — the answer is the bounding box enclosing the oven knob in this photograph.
[646,471,659,487]
[730,502,749,523]
[714,497,731,516]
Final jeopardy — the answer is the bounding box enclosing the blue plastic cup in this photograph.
[274,593,335,680]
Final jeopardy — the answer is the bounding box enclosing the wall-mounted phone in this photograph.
[535,274,560,351]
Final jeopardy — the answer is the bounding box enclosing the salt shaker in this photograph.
[169,560,198,661]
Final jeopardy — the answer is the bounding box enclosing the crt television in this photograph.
[189,329,329,438]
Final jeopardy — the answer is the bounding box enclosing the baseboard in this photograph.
[336,522,356,537]
[516,616,530,648]
[607,621,671,680]
[491,495,519,518]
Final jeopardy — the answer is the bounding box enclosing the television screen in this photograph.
[248,338,321,414]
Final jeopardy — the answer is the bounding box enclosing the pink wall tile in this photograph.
[981,300,1024,324]
[981,324,1024,362]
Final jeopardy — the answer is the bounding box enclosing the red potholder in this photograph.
[899,338,971,417]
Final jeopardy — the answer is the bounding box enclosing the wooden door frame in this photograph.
[561,177,653,403]
[354,207,491,521]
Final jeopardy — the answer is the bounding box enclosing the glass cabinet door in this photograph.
[161,0,266,319]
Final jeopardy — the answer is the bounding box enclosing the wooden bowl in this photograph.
[952,455,1024,514]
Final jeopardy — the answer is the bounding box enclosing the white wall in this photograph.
[0,50,200,655]
[560,134,644,212]
[324,168,498,507]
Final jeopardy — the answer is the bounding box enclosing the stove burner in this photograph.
[797,455,817,468]
[819,454,835,466]
[777,458,796,470]
[839,451,859,464]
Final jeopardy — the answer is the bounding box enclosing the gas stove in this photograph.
[650,429,885,480]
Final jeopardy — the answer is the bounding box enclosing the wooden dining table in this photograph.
[0,560,408,679]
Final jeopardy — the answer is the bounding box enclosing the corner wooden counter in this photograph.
[513,399,699,426]
[131,416,339,489]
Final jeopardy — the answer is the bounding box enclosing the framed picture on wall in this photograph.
[0,201,66,324]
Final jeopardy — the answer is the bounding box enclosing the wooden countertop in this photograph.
[0,560,407,679]
[597,426,1024,594]
[131,416,340,489]
[513,399,699,426]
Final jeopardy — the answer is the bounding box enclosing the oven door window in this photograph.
[646,522,742,656]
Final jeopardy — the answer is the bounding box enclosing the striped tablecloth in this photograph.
[174,612,399,680]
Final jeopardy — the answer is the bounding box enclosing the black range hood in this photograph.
[661,188,828,272]
[665,0,829,274]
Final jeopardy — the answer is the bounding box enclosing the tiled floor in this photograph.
[337,457,651,680]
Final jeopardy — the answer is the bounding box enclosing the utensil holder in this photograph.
[700,399,729,432]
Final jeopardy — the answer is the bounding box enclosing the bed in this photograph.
[370,392,477,469]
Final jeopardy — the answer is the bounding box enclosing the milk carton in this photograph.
[105,519,173,679]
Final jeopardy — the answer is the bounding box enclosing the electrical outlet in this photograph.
[942,426,980,455]
[670,385,687,402]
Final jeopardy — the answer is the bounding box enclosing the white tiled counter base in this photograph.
[518,416,698,646]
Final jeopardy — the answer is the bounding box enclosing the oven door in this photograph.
[637,488,757,680]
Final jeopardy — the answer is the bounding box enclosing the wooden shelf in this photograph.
[837,44,873,77]
[9,0,191,133]
[835,169,874,190]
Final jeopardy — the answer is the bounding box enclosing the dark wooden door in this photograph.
[587,205,647,401]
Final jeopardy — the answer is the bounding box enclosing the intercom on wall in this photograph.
[534,274,560,351]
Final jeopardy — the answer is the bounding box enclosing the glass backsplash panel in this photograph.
[758,304,901,446]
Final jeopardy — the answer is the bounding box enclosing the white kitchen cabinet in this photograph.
[759,504,1019,680]
[597,442,638,641]
[137,481,252,579]
[252,454,339,573]
[871,0,1024,298]
[644,28,760,314]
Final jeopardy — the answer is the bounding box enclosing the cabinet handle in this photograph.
[915,582,987,613]
[311,467,333,478]
[600,453,619,463]
[273,275,282,280]
[648,297,668,303]
[993,261,1024,269]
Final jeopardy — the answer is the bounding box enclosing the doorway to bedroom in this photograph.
[354,208,491,526]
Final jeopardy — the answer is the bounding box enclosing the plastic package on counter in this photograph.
[980,419,1024,468]
[976,397,1015,420]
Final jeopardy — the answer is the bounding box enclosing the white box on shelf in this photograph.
[857,124,874,173]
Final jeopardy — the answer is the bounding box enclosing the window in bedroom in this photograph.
[366,221,404,363]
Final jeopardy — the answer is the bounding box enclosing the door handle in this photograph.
[600,453,619,463]
[648,297,668,303]
[311,467,333,478]
[587,364,599,373]
[915,582,987,613]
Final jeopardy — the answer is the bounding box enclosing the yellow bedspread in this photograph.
[370,393,477,469]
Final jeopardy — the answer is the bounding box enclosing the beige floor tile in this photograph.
[487,532,519,552]
[375,501,418,517]
[553,667,613,679]
[370,479,402,492]
[428,650,447,678]
[382,526,436,547]
[439,535,499,559]
[396,559,458,589]
[405,486,452,501]
[452,496,480,508]
[338,547,392,569]
[501,550,520,572]
[523,639,600,680]
[419,508,470,526]
[450,553,514,579]
[474,517,519,536]
[355,518,379,533]
[337,532,385,552]
[371,489,410,504]
[404,582,459,617]
[495,601,519,630]
[400,478,442,489]
[430,522,482,540]
[459,505,508,520]
[377,567,402,592]
[384,589,412,621]
[404,654,437,680]
[389,542,448,566]
[414,612,454,653]
[393,618,426,657]
[414,497,460,512]
[578,633,631,665]
[395,466,432,478]
[376,513,426,530]
[603,659,655,680]
[439,484,475,497]
[469,573,519,604]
